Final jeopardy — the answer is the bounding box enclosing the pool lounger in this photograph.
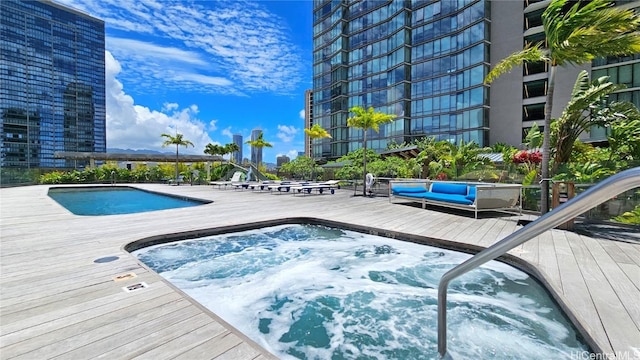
[267,181,304,194]
[291,183,337,195]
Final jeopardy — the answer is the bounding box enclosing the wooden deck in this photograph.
[1,184,638,359]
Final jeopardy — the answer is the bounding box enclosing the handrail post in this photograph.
[437,167,640,357]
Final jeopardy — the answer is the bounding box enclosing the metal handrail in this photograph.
[437,167,640,357]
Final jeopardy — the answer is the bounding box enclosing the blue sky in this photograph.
[55,0,313,163]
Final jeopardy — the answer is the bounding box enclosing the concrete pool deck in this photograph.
[1,184,638,359]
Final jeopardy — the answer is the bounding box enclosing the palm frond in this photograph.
[484,45,547,84]
[544,0,640,65]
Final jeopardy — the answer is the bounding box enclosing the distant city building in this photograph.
[297,151,305,158]
[276,155,290,167]
[1,0,106,172]
[232,134,243,163]
[250,128,262,165]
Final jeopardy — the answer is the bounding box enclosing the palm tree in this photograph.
[347,106,395,196]
[204,143,225,159]
[484,0,640,213]
[224,142,240,163]
[304,123,332,158]
[245,132,272,168]
[304,123,332,180]
[161,133,194,182]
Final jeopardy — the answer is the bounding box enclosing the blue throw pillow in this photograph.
[392,186,426,194]
[431,182,468,195]
[466,186,476,201]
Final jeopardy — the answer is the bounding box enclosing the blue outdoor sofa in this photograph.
[389,180,522,218]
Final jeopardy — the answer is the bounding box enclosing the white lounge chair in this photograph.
[291,181,340,196]
[268,181,304,194]
[210,171,243,189]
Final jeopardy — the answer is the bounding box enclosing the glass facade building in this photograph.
[0,0,105,171]
[312,0,640,160]
[312,0,490,160]
[233,134,243,164]
[250,128,263,166]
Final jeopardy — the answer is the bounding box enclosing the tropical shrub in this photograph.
[613,205,640,225]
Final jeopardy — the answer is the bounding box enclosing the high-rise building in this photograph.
[232,134,243,164]
[304,89,315,157]
[311,0,640,160]
[250,128,262,166]
[276,155,290,168]
[1,0,106,172]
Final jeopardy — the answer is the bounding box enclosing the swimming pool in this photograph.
[48,186,209,215]
[133,224,589,359]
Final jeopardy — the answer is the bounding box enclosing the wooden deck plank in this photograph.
[94,313,214,359]
[614,241,640,267]
[52,300,200,359]
[132,322,229,360]
[619,263,640,291]
[10,294,188,359]
[598,240,637,265]
[213,342,263,360]
[172,331,240,360]
[535,230,561,290]
[2,184,638,358]
[2,286,179,358]
[570,234,639,354]
[551,231,604,345]
[0,270,157,327]
[581,236,640,329]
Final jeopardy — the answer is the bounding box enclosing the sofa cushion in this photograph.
[392,186,427,194]
[466,186,476,201]
[396,191,427,199]
[423,192,474,205]
[430,182,469,195]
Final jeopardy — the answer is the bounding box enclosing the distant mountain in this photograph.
[106,148,170,155]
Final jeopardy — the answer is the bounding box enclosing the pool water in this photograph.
[133,224,589,359]
[48,187,207,215]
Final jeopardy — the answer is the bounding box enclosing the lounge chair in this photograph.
[291,181,340,196]
[268,181,304,194]
[210,171,243,189]
[248,181,274,192]
[168,175,185,186]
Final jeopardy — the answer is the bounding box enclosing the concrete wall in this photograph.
[489,0,525,147]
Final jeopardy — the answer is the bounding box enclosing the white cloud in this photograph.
[276,125,298,143]
[287,150,299,158]
[105,51,213,153]
[222,127,234,139]
[172,73,233,87]
[208,120,218,132]
[108,38,208,66]
[58,0,303,95]
[299,109,305,120]
[162,102,179,112]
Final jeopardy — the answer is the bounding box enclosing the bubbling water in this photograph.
[134,224,589,359]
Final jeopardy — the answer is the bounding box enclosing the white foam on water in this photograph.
[133,224,588,359]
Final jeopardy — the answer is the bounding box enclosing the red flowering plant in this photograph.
[435,172,448,180]
[512,150,542,183]
[512,150,542,164]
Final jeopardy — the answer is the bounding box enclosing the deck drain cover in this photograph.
[113,273,137,282]
[94,256,119,263]
[122,282,148,293]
